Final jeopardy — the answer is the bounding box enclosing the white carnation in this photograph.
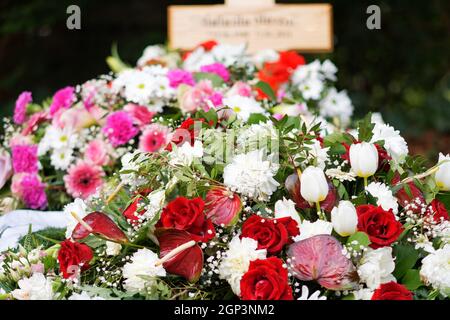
[236,121,278,152]
[218,236,267,296]
[122,248,166,293]
[169,140,204,167]
[357,247,396,290]
[370,123,408,164]
[293,220,333,242]
[223,149,279,201]
[365,182,399,215]
[420,244,450,297]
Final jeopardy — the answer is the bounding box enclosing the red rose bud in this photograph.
[205,186,242,227]
[285,172,338,213]
[72,211,129,243]
[122,197,146,226]
[57,240,93,279]
[356,205,403,249]
[156,229,203,283]
[240,257,293,300]
[371,281,413,300]
[287,235,359,290]
[157,197,215,243]
[241,215,299,255]
[428,199,449,223]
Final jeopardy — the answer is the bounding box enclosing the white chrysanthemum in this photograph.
[357,247,396,290]
[366,182,399,215]
[325,168,356,182]
[120,151,148,187]
[169,141,204,167]
[11,273,54,300]
[137,45,166,67]
[297,285,327,300]
[370,123,408,164]
[68,291,105,300]
[274,197,301,225]
[64,198,87,238]
[236,121,278,152]
[252,49,279,69]
[50,147,74,170]
[420,244,450,297]
[223,149,280,200]
[319,88,353,125]
[223,95,265,122]
[353,288,374,300]
[218,236,267,296]
[305,139,330,169]
[39,126,77,156]
[122,248,166,293]
[293,220,333,242]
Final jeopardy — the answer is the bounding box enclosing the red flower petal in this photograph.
[155,228,203,283]
[72,211,128,243]
[205,186,242,226]
[287,235,359,290]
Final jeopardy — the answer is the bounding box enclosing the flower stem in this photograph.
[316,201,326,220]
[363,176,368,188]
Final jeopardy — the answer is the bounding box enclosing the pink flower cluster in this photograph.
[167,69,195,88]
[11,144,38,174]
[179,80,223,113]
[14,91,32,125]
[12,174,47,209]
[200,63,230,82]
[49,86,75,116]
[102,111,139,147]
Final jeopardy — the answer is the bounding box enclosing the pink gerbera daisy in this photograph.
[14,91,32,124]
[64,160,104,199]
[102,111,139,147]
[139,124,171,153]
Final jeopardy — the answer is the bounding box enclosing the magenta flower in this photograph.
[139,124,170,153]
[49,86,75,116]
[11,144,38,174]
[14,91,32,124]
[167,69,195,88]
[14,173,47,210]
[64,160,104,199]
[102,111,139,147]
[200,63,230,82]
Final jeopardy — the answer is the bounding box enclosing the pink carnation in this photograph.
[167,69,195,88]
[102,111,139,147]
[11,144,38,174]
[64,160,104,199]
[49,86,75,116]
[123,104,155,128]
[14,91,32,124]
[84,139,110,166]
[200,63,230,82]
[139,124,171,153]
[13,173,47,210]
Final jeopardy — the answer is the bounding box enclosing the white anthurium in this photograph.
[331,200,358,237]
[435,153,450,191]
[349,142,379,180]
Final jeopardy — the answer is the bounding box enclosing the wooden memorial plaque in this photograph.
[168,0,333,53]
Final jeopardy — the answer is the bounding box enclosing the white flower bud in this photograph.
[435,153,450,191]
[349,142,378,178]
[331,200,358,237]
[300,166,329,203]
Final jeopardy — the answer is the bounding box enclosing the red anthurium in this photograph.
[287,235,359,290]
[205,186,242,226]
[155,229,203,283]
[285,173,338,213]
[71,211,129,243]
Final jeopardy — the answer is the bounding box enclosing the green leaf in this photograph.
[347,231,371,247]
[401,269,423,290]
[193,72,224,87]
[106,43,131,73]
[255,81,276,101]
[393,244,419,279]
[247,113,268,124]
[357,113,375,142]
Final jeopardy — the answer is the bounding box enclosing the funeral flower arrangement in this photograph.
[1,41,450,301]
[0,41,350,211]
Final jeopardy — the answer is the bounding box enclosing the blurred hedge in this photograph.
[1,0,449,140]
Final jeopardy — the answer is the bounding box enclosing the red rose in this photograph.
[371,281,413,300]
[356,205,403,249]
[122,197,146,226]
[428,199,449,223]
[57,240,93,279]
[158,197,215,242]
[241,215,299,255]
[240,257,293,300]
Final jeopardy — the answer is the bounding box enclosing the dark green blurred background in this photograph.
[1,0,449,156]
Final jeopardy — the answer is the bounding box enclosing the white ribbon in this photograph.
[0,210,70,252]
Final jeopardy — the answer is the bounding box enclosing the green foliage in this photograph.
[255,81,276,101]
[346,231,371,249]
[401,269,423,291]
[193,72,224,88]
[393,243,419,279]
